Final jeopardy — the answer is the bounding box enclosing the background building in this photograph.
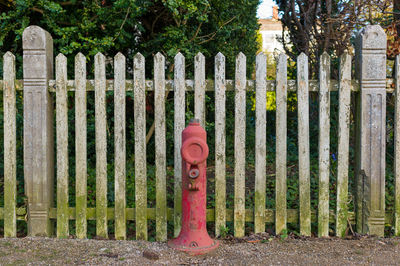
[258,6,285,54]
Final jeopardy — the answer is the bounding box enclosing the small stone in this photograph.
[143,249,159,260]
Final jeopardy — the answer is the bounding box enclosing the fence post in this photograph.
[355,25,386,236]
[23,26,54,236]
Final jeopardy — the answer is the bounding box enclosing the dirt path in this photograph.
[0,236,399,265]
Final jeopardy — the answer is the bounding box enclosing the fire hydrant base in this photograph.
[168,239,219,255]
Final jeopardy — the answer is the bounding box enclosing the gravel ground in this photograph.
[0,236,399,265]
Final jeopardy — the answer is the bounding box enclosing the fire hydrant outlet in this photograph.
[188,168,200,179]
[168,120,219,255]
[181,137,209,165]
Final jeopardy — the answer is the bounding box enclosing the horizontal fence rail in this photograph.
[0,25,399,239]
[0,79,400,92]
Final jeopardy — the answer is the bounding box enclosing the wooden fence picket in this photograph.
[336,52,351,237]
[95,53,108,238]
[234,53,246,237]
[297,53,311,236]
[318,52,330,237]
[395,55,400,237]
[215,52,226,237]
[75,53,87,239]
[275,53,288,235]
[154,53,167,241]
[134,53,147,240]
[114,52,126,240]
[55,53,69,238]
[174,53,185,237]
[3,52,16,238]
[195,52,206,127]
[254,52,267,234]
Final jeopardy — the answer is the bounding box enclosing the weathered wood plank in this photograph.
[254,53,267,234]
[275,53,288,235]
[318,52,330,237]
[75,53,87,239]
[154,53,167,241]
[3,52,16,238]
[297,53,311,236]
[47,79,367,93]
[134,53,147,240]
[195,52,206,127]
[234,53,246,237]
[395,55,400,237]
[55,53,69,238]
[174,53,185,237]
[114,53,126,240]
[47,207,367,225]
[336,52,352,237]
[95,53,108,238]
[214,53,226,237]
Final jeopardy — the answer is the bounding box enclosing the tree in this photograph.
[1,0,260,78]
[275,0,393,77]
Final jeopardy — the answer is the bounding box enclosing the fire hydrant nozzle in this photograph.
[188,167,199,179]
[168,119,219,255]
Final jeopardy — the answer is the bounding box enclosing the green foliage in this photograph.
[1,0,260,78]
[218,225,229,238]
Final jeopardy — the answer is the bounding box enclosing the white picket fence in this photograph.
[0,25,399,239]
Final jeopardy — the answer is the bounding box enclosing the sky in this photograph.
[257,0,276,18]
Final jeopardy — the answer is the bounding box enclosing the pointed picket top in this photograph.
[298,52,308,61]
[95,53,105,79]
[341,51,350,59]
[235,52,246,89]
[3,52,15,79]
[55,54,67,88]
[134,52,145,64]
[4,51,15,61]
[75,52,86,79]
[195,52,205,62]
[134,52,145,69]
[321,51,330,57]
[114,52,125,61]
[155,52,165,61]
[134,52,144,60]
[236,52,246,79]
[174,52,185,81]
[320,51,330,65]
[175,52,184,61]
[215,53,225,71]
[95,52,105,61]
[236,52,246,72]
[75,52,86,61]
[339,52,351,82]
[256,52,266,64]
[278,53,287,65]
[56,53,66,62]
[256,51,265,57]
[216,52,225,60]
[236,52,246,61]
[215,52,225,76]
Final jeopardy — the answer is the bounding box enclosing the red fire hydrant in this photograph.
[168,119,219,255]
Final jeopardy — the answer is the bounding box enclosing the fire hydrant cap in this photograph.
[181,137,209,165]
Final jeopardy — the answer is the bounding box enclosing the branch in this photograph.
[151,8,167,37]
[197,15,237,44]
[187,5,209,43]
[112,7,131,42]
[31,7,44,14]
